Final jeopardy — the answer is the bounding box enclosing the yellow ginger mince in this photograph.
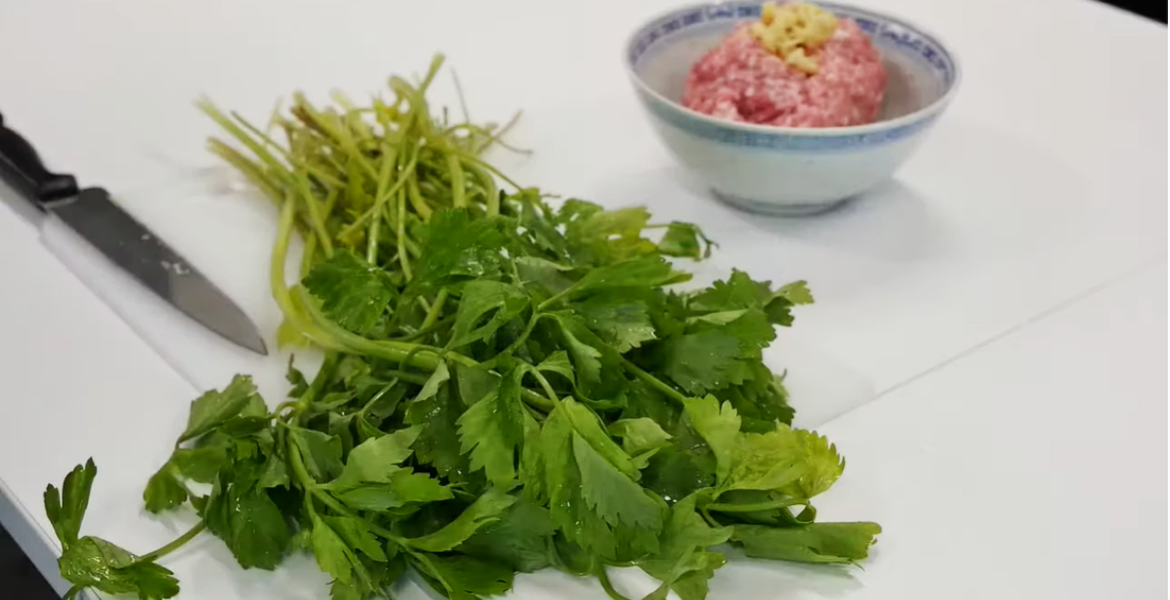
[749,2,839,75]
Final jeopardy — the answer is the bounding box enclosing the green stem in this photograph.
[199,100,291,184]
[299,233,319,279]
[417,53,446,95]
[700,507,722,529]
[493,312,543,359]
[295,94,379,180]
[289,436,342,513]
[290,289,554,412]
[520,388,556,412]
[622,358,688,405]
[337,150,419,239]
[595,565,633,600]
[271,198,343,348]
[232,110,294,162]
[205,140,285,208]
[454,151,523,190]
[525,367,561,407]
[469,163,499,215]
[300,352,340,414]
[447,154,467,209]
[356,379,400,418]
[399,314,456,342]
[273,400,299,416]
[287,434,408,545]
[406,174,433,220]
[451,69,471,124]
[134,522,207,564]
[419,289,448,331]
[706,498,797,514]
[294,173,333,257]
[367,206,381,264]
[376,370,429,386]
[473,110,527,155]
[397,186,412,281]
[297,288,459,367]
[536,291,568,312]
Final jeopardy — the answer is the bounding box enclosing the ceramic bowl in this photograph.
[625,1,960,216]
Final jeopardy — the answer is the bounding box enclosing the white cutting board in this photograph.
[39,170,874,429]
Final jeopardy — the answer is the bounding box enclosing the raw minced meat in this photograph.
[682,20,887,128]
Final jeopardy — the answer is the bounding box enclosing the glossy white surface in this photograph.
[0,0,1164,598]
[720,261,1168,600]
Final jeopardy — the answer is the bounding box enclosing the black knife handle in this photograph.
[0,112,79,207]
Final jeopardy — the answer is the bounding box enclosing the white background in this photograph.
[0,0,1164,598]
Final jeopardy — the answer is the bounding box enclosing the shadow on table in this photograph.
[713,545,868,598]
[730,179,938,263]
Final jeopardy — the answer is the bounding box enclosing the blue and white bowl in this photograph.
[625,1,960,216]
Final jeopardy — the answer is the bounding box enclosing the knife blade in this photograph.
[0,112,268,355]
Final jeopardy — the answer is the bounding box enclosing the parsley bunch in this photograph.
[44,55,880,600]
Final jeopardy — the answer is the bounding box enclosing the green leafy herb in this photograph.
[180,375,262,443]
[573,292,658,353]
[303,249,398,335]
[45,460,190,599]
[657,222,714,260]
[42,55,877,600]
[405,487,517,552]
[730,522,882,563]
[457,367,527,488]
[639,493,732,600]
[448,281,530,349]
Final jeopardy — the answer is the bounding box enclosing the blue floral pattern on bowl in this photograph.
[627,1,957,153]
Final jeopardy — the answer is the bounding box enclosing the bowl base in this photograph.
[712,191,851,217]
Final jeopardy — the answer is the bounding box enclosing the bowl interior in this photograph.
[628,1,958,126]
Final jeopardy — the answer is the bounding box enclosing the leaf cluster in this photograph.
[45,55,878,600]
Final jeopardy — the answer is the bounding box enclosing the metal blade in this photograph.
[47,188,268,355]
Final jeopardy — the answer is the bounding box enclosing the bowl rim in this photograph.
[623,0,962,137]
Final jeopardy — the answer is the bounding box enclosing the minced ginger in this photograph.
[749,2,839,75]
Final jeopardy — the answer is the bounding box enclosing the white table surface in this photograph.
[0,0,1164,598]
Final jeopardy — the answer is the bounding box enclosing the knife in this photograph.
[0,112,268,355]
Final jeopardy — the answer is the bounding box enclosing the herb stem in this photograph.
[295,175,334,257]
[366,206,381,265]
[419,289,448,332]
[521,388,556,412]
[300,233,319,279]
[399,314,456,342]
[622,358,688,405]
[397,186,412,281]
[288,436,332,513]
[297,352,340,417]
[595,565,633,600]
[525,368,561,407]
[700,507,722,529]
[271,197,345,351]
[707,498,796,513]
[494,312,543,359]
[447,154,467,209]
[536,291,569,312]
[356,381,400,423]
[338,149,419,239]
[288,435,410,545]
[406,175,433,220]
[273,401,299,416]
[134,522,206,564]
[287,290,551,415]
